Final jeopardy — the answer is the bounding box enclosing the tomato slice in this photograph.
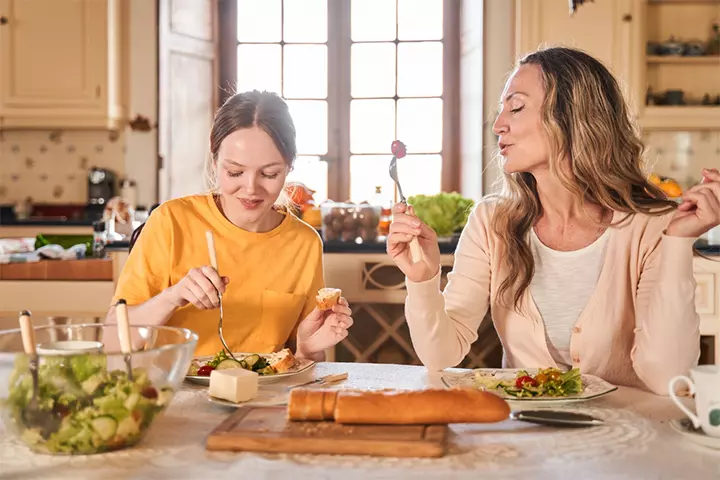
[197,365,215,376]
[515,375,537,388]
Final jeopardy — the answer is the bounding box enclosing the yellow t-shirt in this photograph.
[112,194,324,356]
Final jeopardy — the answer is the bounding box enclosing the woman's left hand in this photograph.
[666,168,720,239]
[295,297,353,359]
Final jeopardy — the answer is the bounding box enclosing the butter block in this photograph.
[209,368,259,403]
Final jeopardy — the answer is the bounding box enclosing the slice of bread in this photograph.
[316,287,342,310]
[269,348,297,373]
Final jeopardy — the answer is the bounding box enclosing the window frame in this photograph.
[217,0,461,200]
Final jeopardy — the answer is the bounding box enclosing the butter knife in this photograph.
[510,410,604,427]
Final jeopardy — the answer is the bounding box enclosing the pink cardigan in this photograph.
[405,202,700,395]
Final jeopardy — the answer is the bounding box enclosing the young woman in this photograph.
[388,47,720,395]
[108,90,352,359]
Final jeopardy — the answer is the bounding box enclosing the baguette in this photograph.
[287,387,510,425]
[269,348,296,373]
[316,288,342,310]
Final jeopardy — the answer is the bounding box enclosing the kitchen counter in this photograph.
[2,362,718,479]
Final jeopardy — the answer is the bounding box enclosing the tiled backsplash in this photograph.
[0,130,126,205]
[644,130,720,189]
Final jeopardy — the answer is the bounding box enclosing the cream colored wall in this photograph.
[0,0,158,209]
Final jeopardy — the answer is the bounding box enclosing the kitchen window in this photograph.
[219,0,460,203]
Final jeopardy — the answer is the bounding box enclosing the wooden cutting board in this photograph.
[205,405,449,458]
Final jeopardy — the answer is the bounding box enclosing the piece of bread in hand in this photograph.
[269,348,297,373]
[316,287,342,310]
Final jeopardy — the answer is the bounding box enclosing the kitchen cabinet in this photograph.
[514,0,720,131]
[0,0,126,130]
[514,0,637,106]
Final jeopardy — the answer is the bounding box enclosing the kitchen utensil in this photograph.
[388,140,423,264]
[510,410,604,427]
[18,310,47,430]
[290,372,348,389]
[115,299,133,380]
[205,230,238,362]
[206,405,448,457]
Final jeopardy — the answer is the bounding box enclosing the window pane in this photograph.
[350,155,397,203]
[286,156,328,202]
[397,42,443,97]
[237,45,281,93]
[283,0,327,43]
[286,100,328,155]
[237,0,281,42]
[283,45,327,99]
[351,0,396,42]
[399,154,442,198]
[397,0,443,41]
[397,98,443,153]
[350,100,395,154]
[351,43,396,98]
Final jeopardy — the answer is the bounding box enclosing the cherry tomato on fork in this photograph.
[197,365,215,376]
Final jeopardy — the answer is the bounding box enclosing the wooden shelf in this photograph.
[640,106,720,130]
[647,55,720,65]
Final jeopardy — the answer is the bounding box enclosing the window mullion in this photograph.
[327,0,351,201]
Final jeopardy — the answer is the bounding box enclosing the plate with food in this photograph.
[185,348,315,386]
[441,367,617,405]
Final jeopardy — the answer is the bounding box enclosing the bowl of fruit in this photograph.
[0,323,197,455]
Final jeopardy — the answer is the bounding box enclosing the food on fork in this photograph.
[316,288,342,310]
[209,368,259,403]
[287,387,510,425]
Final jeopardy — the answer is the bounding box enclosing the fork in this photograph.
[389,140,423,264]
[205,230,239,362]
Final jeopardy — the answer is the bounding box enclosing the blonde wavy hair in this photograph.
[489,47,676,312]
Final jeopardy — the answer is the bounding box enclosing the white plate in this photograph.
[670,418,720,450]
[441,368,617,406]
[184,353,315,386]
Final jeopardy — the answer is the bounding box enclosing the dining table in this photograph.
[1,362,719,480]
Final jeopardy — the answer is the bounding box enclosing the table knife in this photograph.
[510,410,604,427]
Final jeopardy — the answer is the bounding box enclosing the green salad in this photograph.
[3,354,173,454]
[474,367,584,398]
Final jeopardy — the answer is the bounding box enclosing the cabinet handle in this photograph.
[0,16,9,25]
[622,14,632,22]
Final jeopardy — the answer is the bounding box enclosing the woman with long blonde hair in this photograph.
[388,47,720,394]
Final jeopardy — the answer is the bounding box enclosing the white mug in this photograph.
[669,365,720,437]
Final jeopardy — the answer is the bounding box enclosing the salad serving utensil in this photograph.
[18,310,56,431]
[115,299,134,380]
[388,140,423,264]
[205,230,239,362]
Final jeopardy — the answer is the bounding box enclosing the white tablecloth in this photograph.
[2,362,719,480]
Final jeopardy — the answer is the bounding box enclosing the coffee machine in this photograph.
[88,167,116,205]
[86,167,116,222]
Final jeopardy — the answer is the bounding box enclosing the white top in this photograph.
[530,227,610,369]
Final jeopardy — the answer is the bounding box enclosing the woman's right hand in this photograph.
[386,202,441,283]
[167,266,229,310]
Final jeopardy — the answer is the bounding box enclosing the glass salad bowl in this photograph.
[0,323,197,455]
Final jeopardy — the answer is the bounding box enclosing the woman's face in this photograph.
[492,64,551,174]
[215,126,289,225]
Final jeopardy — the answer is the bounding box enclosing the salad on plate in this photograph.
[474,367,584,398]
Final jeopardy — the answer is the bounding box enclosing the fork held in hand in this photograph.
[205,230,239,362]
[389,140,423,264]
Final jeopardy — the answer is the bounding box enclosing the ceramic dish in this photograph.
[185,354,315,386]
